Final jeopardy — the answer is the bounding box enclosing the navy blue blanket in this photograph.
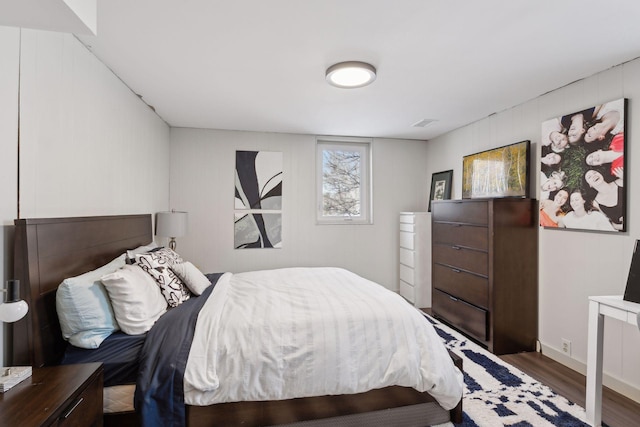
[135,273,223,427]
[61,331,146,386]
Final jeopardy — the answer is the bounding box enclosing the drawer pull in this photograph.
[62,397,84,419]
[451,268,461,273]
[451,245,461,250]
[448,296,459,302]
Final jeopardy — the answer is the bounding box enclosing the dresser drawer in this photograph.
[432,244,488,276]
[400,264,414,285]
[432,200,488,225]
[56,367,103,427]
[399,214,415,224]
[433,289,488,342]
[399,247,414,268]
[399,280,415,303]
[433,264,489,308]
[399,231,415,250]
[399,223,414,232]
[432,222,488,251]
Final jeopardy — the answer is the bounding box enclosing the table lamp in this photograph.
[0,280,28,323]
[156,210,188,250]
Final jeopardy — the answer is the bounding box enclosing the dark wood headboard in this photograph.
[12,214,153,367]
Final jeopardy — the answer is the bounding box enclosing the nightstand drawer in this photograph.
[432,200,488,225]
[432,244,488,276]
[56,368,102,427]
[433,289,487,342]
[432,222,488,251]
[433,263,489,308]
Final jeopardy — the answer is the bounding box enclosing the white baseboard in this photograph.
[540,343,640,404]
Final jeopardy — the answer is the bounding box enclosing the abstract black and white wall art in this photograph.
[234,212,282,249]
[235,150,283,210]
[234,151,283,248]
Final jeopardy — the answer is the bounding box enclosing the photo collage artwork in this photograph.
[540,98,626,232]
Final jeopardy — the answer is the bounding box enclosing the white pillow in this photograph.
[126,241,159,264]
[101,264,168,335]
[171,262,211,296]
[56,254,125,349]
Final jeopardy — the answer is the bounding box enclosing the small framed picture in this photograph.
[428,170,453,212]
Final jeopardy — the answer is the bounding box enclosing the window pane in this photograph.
[316,138,371,224]
[322,149,361,217]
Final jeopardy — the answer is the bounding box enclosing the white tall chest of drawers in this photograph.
[399,212,431,308]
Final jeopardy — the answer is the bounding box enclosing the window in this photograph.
[316,137,372,224]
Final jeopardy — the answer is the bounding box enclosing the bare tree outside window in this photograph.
[322,150,361,217]
[316,138,371,224]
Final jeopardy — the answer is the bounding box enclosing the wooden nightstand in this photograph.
[0,362,103,427]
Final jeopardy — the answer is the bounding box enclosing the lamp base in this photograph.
[169,238,177,251]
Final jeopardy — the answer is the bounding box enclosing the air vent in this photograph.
[412,118,437,128]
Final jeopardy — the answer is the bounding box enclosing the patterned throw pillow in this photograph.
[135,248,191,307]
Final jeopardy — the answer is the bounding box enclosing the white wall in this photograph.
[0,27,20,367]
[18,29,170,218]
[425,59,640,401]
[170,128,429,289]
[0,27,171,364]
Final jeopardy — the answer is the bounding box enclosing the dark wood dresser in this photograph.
[431,198,538,355]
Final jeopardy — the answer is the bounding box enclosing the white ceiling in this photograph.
[0,0,96,35]
[4,0,640,140]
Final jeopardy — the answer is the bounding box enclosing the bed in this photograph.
[12,214,463,427]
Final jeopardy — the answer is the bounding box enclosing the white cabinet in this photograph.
[399,212,431,308]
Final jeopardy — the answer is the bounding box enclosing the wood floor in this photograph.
[501,352,640,427]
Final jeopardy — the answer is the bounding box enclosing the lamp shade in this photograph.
[156,211,188,238]
[0,280,28,323]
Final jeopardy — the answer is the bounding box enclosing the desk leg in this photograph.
[586,300,604,427]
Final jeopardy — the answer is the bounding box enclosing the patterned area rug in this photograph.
[425,315,599,427]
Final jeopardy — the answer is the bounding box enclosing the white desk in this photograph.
[586,295,640,427]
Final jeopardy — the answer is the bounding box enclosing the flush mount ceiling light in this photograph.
[326,61,376,88]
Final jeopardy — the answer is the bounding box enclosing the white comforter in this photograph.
[183,267,463,410]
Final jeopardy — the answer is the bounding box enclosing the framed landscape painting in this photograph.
[539,98,626,232]
[462,140,530,199]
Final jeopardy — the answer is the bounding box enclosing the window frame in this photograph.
[315,136,373,225]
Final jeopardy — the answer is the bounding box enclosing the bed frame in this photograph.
[13,214,462,427]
